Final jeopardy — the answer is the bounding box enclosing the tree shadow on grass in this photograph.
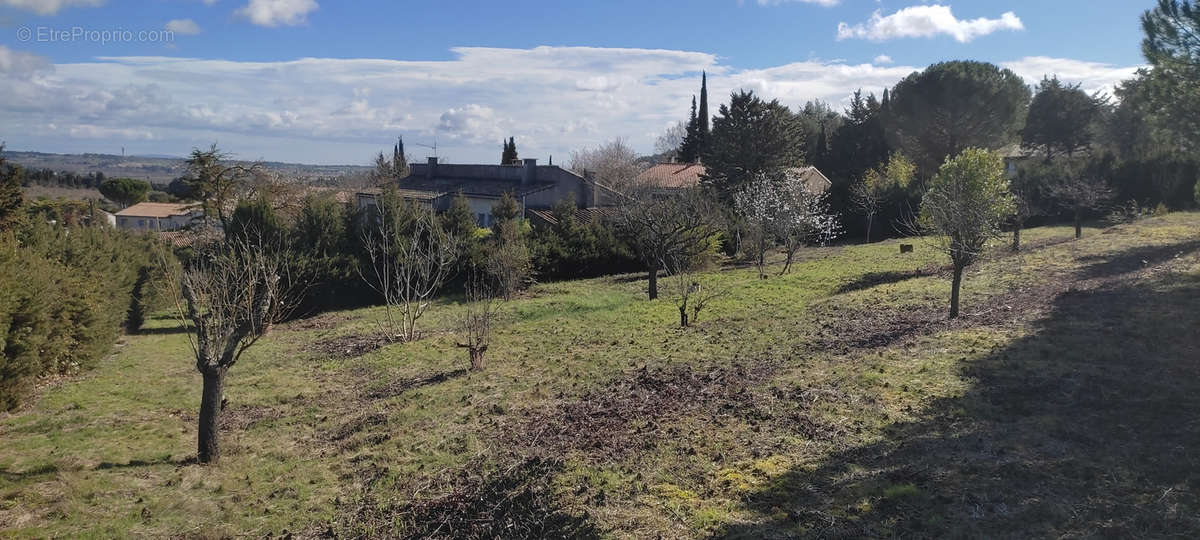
[1075,239,1200,281]
[135,325,192,336]
[361,368,470,400]
[834,269,937,295]
[94,455,195,470]
[0,463,61,481]
[720,255,1200,538]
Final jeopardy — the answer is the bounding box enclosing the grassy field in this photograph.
[2,213,1199,538]
[21,186,104,202]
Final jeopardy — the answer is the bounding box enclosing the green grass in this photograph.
[2,214,1199,537]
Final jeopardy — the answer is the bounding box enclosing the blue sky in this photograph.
[0,1,1152,165]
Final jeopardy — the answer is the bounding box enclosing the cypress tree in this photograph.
[700,71,705,141]
[501,137,519,164]
[393,136,409,177]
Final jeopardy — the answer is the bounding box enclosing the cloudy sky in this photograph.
[0,0,1149,165]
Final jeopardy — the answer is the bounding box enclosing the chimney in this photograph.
[426,157,438,180]
[522,158,537,185]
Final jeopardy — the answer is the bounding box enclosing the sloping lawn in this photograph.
[2,214,1198,538]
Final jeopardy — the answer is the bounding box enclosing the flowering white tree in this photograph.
[735,170,841,277]
[734,176,781,278]
[774,179,841,275]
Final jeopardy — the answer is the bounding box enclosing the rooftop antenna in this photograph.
[412,137,439,158]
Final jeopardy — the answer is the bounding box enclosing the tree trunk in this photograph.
[1074,210,1083,239]
[865,216,873,244]
[1011,223,1022,252]
[647,263,659,300]
[679,305,688,327]
[197,367,226,464]
[949,265,964,319]
[469,347,486,371]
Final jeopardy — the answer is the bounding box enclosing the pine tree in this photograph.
[678,96,702,163]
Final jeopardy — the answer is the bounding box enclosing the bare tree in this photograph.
[360,190,458,342]
[913,148,1014,319]
[850,169,885,244]
[617,186,718,300]
[569,138,645,192]
[163,232,296,463]
[850,153,915,243]
[456,271,499,371]
[654,121,688,160]
[1008,162,1052,251]
[663,249,726,327]
[1048,169,1110,239]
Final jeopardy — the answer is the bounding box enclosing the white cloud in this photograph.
[235,0,318,27]
[1001,56,1144,96]
[837,5,1024,43]
[874,55,894,65]
[0,45,52,79]
[0,0,104,15]
[165,19,202,35]
[0,46,1142,164]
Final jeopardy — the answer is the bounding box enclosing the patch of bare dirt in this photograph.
[313,333,392,360]
[218,403,285,431]
[499,363,774,462]
[496,362,848,463]
[281,312,352,332]
[335,455,599,540]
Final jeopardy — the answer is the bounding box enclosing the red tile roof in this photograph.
[635,163,706,189]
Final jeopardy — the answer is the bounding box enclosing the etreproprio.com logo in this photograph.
[17,25,175,44]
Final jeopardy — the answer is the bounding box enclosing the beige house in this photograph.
[115,202,202,231]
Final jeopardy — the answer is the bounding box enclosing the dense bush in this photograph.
[1108,153,1200,210]
[0,220,157,409]
[290,194,376,314]
[531,200,640,281]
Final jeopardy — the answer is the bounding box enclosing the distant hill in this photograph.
[5,150,374,185]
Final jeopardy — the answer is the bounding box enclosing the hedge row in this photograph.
[0,221,159,410]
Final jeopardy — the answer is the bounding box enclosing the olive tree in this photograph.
[917,148,1014,319]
